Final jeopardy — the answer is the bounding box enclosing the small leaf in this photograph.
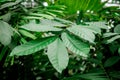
[19,29,37,39]
[46,38,69,73]
[104,56,120,67]
[61,32,90,57]
[10,37,57,56]
[20,19,63,32]
[0,20,13,46]
[68,25,95,43]
[114,24,120,34]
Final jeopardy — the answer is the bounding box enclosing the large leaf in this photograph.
[67,24,95,43]
[10,36,57,56]
[61,32,90,57]
[46,38,69,73]
[0,20,13,46]
[20,19,65,32]
[104,56,120,67]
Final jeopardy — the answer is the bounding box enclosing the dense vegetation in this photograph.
[0,0,120,80]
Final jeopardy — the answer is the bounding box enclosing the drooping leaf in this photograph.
[67,24,95,43]
[20,19,65,32]
[114,24,120,34]
[106,35,120,44]
[104,56,120,67]
[103,33,119,38]
[61,32,90,57]
[46,38,69,73]
[10,36,57,56]
[0,20,13,46]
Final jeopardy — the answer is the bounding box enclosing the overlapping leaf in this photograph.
[63,72,107,80]
[0,20,13,46]
[10,36,57,56]
[46,38,69,73]
[67,24,95,43]
[61,32,90,57]
[20,19,66,32]
[104,56,120,67]
[0,0,22,10]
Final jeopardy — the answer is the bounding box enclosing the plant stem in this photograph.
[100,62,111,80]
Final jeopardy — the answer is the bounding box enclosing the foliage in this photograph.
[0,0,120,80]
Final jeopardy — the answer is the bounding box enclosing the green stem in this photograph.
[100,62,111,80]
[0,46,8,61]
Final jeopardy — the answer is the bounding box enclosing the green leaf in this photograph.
[103,33,119,38]
[110,71,120,79]
[84,26,101,35]
[63,72,107,80]
[59,0,105,14]
[67,25,95,43]
[78,73,107,80]
[106,35,120,44]
[46,38,69,73]
[19,29,37,39]
[118,47,120,54]
[0,20,13,46]
[20,19,64,32]
[1,12,11,22]
[114,24,120,34]
[10,37,57,56]
[0,0,22,10]
[104,56,120,67]
[86,22,108,29]
[61,32,90,57]
[29,13,54,19]
[0,47,8,61]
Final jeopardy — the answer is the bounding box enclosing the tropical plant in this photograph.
[0,0,120,80]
